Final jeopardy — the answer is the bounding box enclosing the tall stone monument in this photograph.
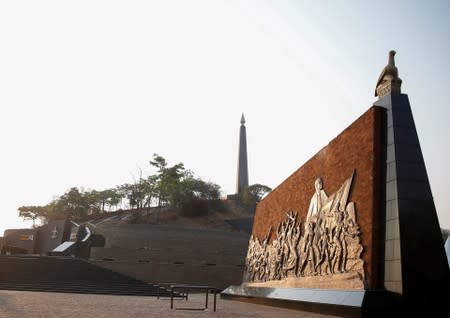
[222,51,449,316]
[373,50,449,309]
[236,114,249,194]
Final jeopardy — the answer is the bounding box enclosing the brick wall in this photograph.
[252,106,385,288]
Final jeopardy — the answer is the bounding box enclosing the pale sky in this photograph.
[1,0,449,235]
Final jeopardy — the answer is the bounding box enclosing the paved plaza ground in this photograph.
[0,290,341,318]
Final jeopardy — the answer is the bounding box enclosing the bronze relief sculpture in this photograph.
[244,172,364,288]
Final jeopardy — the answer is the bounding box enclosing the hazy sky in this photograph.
[1,0,449,234]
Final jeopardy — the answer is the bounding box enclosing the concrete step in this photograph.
[0,255,166,296]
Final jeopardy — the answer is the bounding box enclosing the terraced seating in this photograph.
[0,255,168,296]
[90,224,249,289]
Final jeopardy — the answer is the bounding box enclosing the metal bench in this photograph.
[169,284,217,312]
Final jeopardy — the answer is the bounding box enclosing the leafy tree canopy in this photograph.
[241,183,272,206]
[18,154,232,222]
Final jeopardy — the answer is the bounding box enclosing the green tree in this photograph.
[18,187,95,221]
[185,177,221,201]
[18,206,47,227]
[118,183,142,209]
[18,153,227,222]
[143,175,158,210]
[150,153,186,207]
[55,187,90,217]
[150,154,168,207]
[178,177,223,217]
[241,183,272,206]
[85,188,122,213]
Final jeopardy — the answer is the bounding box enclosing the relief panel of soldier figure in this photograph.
[244,172,365,289]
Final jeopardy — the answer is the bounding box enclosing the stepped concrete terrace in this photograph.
[90,224,250,290]
[0,255,168,297]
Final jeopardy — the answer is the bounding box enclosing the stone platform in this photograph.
[0,290,342,318]
[244,272,365,290]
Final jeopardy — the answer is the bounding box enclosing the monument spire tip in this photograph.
[375,50,402,98]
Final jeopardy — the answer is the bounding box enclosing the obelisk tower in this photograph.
[236,114,249,194]
[374,50,449,308]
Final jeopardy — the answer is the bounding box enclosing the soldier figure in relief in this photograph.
[301,220,317,275]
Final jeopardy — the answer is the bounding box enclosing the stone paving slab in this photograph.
[0,290,341,318]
